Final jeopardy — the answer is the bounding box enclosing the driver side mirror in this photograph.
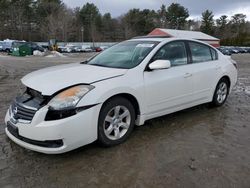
[149,60,171,70]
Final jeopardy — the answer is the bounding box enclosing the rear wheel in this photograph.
[211,78,229,107]
[98,97,135,146]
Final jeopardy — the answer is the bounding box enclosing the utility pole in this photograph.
[81,26,84,42]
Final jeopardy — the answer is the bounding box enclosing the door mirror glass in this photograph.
[149,60,171,70]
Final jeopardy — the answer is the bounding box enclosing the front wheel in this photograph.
[211,78,229,107]
[98,97,135,146]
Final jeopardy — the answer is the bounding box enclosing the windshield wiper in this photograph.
[80,60,88,64]
[89,64,109,68]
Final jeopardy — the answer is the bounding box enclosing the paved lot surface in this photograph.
[0,53,250,188]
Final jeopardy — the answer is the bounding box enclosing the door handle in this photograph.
[184,73,192,78]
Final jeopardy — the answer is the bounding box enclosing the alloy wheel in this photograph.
[216,82,228,104]
[103,105,131,140]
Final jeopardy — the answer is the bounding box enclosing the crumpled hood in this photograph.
[21,63,127,95]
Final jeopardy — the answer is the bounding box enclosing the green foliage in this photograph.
[79,3,101,42]
[231,14,246,24]
[219,14,249,46]
[166,3,189,29]
[216,15,228,29]
[79,3,100,26]
[157,4,167,28]
[36,0,63,19]
[101,13,113,41]
[0,1,249,46]
[123,8,158,38]
[200,10,214,35]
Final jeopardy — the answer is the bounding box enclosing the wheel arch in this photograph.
[102,93,141,118]
[211,75,231,107]
[210,75,231,102]
[220,75,231,90]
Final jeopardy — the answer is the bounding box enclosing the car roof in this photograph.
[129,36,217,48]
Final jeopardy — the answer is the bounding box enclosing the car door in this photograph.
[187,41,221,101]
[144,41,194,118]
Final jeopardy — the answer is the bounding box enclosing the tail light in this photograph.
[226,56,238,69]
[231,59,237,69]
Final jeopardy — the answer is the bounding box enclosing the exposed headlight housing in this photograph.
[48,85,94,110]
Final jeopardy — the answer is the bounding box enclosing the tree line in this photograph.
[0,0,249,46]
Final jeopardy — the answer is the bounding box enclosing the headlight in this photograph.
[48,85,94,110]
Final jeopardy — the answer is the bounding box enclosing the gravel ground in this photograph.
[0,53,250,188]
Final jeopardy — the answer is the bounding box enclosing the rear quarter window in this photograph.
[210,48,218,60]
[189,42,213,63]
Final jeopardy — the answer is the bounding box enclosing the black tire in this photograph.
[211,78,229,107]
[98,97,135,147]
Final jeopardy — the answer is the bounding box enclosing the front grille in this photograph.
[7,122,63,148]
[11,101,37,122]
[10,87,50,123]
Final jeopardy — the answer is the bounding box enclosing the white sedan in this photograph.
[5,37,238,154]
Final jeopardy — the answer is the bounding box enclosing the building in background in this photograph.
[148,28,220,47]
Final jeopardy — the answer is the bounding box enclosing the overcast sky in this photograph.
[63,0,250,20]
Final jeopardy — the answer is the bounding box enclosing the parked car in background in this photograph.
[246,47,250,53]
[73,46,83,52]
[11,41,26,50]
[5,37,238,154]
[82,45,94,52]
[227,48,236,54]
[26,42,45,53]
[95,47,103,52]
[236,47,246,53]
[218,46,250,55]
[58,46,68,53]
[41,45,49,50]
[63,44,76,53]
[229,47,239,54]
[217,47,232,56]
[100,46,109,51]
[62,45,92,53]
[0,41,3,51]
[241,47,249,53]
[2,39,16,53]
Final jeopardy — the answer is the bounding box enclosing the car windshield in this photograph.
[87,41,159,69]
